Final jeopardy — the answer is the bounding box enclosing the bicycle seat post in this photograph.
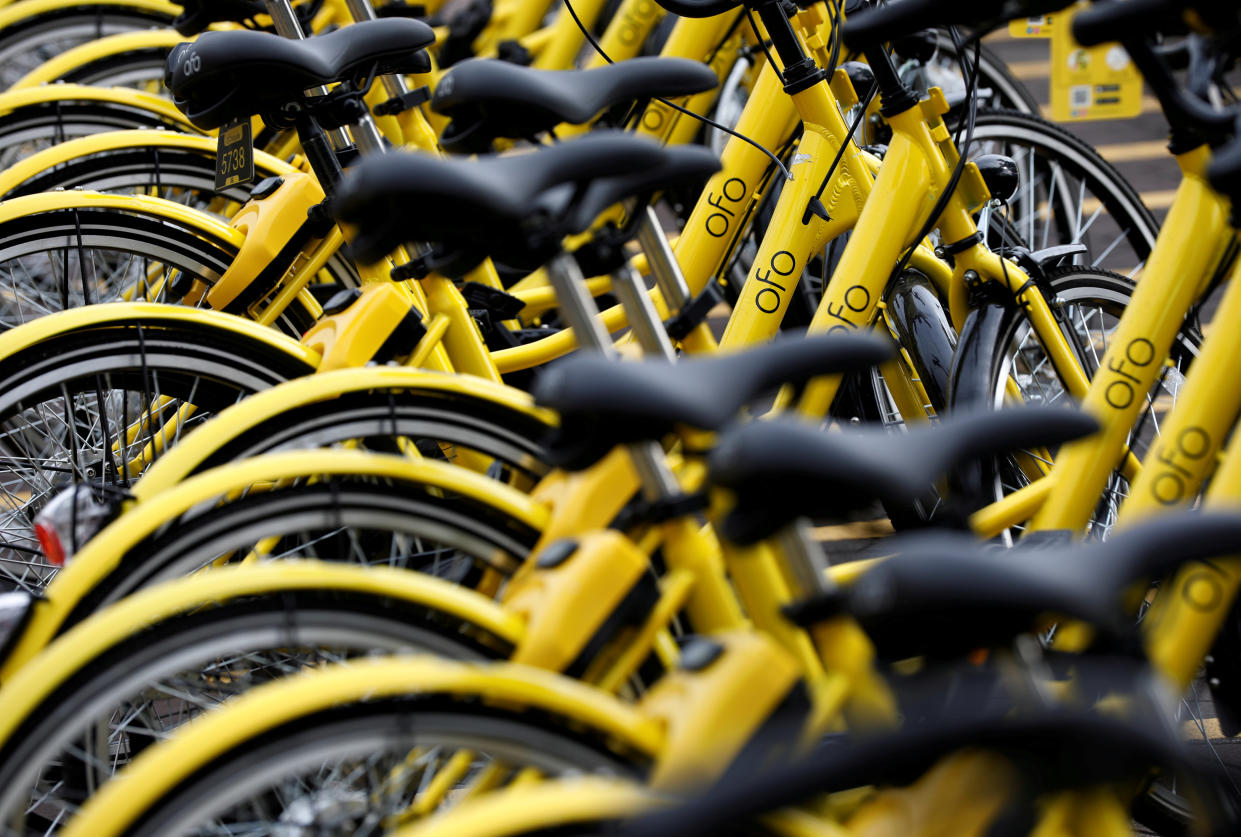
[636,207,693,314]
[778,523,835,596]
[341,0,419,106]
[610,264,676,359]
[261,0,388,156]
[546,251,681,499]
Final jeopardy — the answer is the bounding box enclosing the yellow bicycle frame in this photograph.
[972,145,1235,538]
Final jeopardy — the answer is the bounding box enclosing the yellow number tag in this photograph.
[1050,2,1143,122]
[214,118,255,192]
[1008,15,1055,38]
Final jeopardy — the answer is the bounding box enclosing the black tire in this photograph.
[0,5,175,88]
[0,315,316,593]
[2,144,265,205]
[0,201,318,334]
[0,97,197,170]
[932,31,1042,115]
[0,586,514,836]
[61,476,544,629]
[119,695,642,837]
[947,266,1201,536]
[183,385,553,486]
[53,45,173,89]
[969,109,1159,273]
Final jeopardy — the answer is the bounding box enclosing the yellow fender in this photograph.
[1,448,550,675]
[10,29,185,89]
[0,0,178,30]
[391,777,661,837]
[0,302,319,369]
[63,656,665,837]
[0,188,243,249]
[0,129,296,197]
[0,83,198,130]
[0,560,524,723]
[135,365,555,496]
[390,776,849,837]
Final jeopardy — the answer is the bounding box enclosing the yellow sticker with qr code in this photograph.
[1050,2,1143,122]
[1009,15,1055,37]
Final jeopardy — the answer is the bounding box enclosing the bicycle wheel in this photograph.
[968,109,1159,275]
[61,470,544,629]
[174,382,553,488]
[0,133,298,217]
[0,89,198,170]
[0,578,514,837]
[925,30,1042,115]
[19,38,175,92]
[949,266,1200,539]
[0,195,323,332]
[0,3,175,89]
[0,311,317,593]
[64,660,646,837]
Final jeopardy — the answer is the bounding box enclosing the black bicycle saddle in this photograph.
[333,132,720,272]
[166,18,435,130]
[785,510,1241,660]
[431,57,719,153]
[708,408,1099,544]
[533,334,893,471]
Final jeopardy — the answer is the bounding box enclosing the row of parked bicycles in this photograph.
[0,0,1235,833]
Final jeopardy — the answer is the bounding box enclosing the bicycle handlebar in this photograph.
[840,0,940,50]
[650,0,738,20]
[1072,0,1184,47]
[842,0,1069,50]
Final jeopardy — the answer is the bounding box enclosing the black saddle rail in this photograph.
[533,332,894,471]
[330,131,721,277]
[431,56,720,155]
[707,406,1099,546]
[616,706,1240,837]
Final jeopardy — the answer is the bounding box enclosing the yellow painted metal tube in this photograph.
[1143,497,1241,690]
[1117,255,1241,523]
[530,0,609,69]
[1029,146,1230,535]
[675,60,800,296]
[799,107,937,417]
[584,0,666,70]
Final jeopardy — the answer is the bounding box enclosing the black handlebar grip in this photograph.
[1072,0,1181,46]
[650,0,739,19]
[841,0,942,51]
